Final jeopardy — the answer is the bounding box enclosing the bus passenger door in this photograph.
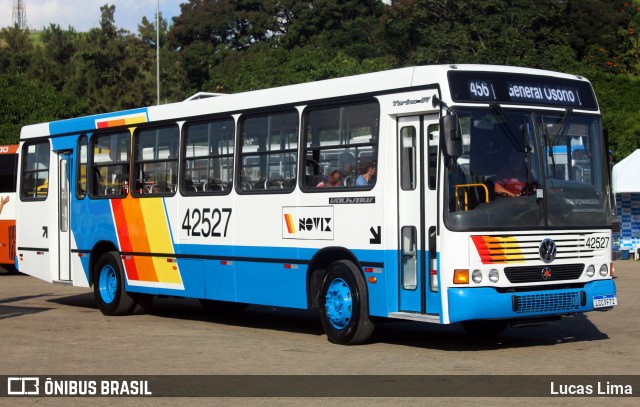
[397,115,440,315]
[58,152,71,281]
[397,116,424,312]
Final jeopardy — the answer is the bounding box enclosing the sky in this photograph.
[1,0,184,33]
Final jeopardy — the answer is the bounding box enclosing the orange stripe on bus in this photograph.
[472,235,525,264]
[119,197,157,283]
[111,199,139,280]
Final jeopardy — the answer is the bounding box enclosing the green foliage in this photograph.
[0,74,89,144]
[564,0,632,71]
[582,69,640,158]
[204,45,394,93]
[61,5,157,111]
[0,0,639,161]
[280,0,387,60]
[29,24,78,91]
[168,0,282,91]
[0,26,34,74]
[382,0,576,69]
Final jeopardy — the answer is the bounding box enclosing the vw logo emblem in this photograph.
[539,238,557,263]
[541,267,552,281]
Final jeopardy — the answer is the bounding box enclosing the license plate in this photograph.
[593,295,617,308]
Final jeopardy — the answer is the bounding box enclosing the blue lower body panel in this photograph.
[448,279,616,323]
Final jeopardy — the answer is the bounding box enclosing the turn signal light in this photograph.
[453,269,470,284]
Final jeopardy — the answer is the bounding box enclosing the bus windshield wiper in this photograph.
[540,108,572,178]
[490,103,526,152]
[551,108,573,146]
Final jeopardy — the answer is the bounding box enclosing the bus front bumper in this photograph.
[447,279,616,323]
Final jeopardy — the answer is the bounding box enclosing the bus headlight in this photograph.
[586,265,595,277]
[599,264,608,277]
[472,269,482,284]
[489,269,499,283]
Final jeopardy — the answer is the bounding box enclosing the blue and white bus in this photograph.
[16,65,616,344]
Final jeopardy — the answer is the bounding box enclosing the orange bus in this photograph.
[0,144,19,269]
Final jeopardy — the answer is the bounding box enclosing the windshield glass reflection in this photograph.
[446,108,611,230]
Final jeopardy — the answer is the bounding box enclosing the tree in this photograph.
[279,0,387,60]
[169,0,390,92]
[382,0,576,70]
[29,24,78,91]
[168,0,281,91]
[584,69,640,159]
[138,12,185,103]
[138,13,169,49]
[205,43,394,93]
[563,0,632,72]
[64,4,157,111]
[0,74,89,144]
[0,25,34,74]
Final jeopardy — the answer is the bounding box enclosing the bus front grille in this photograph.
[504,263,584,283]
[512,291,584,314]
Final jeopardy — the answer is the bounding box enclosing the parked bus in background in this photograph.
[0,144,19,272]
[15,65,616,344]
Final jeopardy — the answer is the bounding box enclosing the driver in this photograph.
[494,150,535,197]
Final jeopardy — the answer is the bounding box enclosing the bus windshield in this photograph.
[446,107,611,230]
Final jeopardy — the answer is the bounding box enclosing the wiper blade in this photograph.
[551,108,573,146]
[490,103,526,152]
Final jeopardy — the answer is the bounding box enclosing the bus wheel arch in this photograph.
[89,240,119,287]
[306,247,363,309]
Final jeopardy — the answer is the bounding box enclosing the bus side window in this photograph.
[76,135,88,199]
[20,141,50,201]
[90,131,130,199]
[302,101,379,191]
[238,110,298,194]
[182,117,235,195]
[133,125,179,197]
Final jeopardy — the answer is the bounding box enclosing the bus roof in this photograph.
[20,64,594,140]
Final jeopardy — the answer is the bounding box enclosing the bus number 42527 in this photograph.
[182,208,232,238]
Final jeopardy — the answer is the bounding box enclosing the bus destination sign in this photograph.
[449,71,598,110]
[506,82,581,106]
[467,80,496,101]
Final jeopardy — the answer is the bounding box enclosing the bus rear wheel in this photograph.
[93,251,135,316]
[319,260,374,345]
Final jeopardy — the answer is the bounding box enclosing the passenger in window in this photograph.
[338,152,356,186]
[356,160,376,187]
[316,170,341,187]
[494,150,536,197]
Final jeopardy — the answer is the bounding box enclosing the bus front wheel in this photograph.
[319,260,374,345]
[93,251,135,316]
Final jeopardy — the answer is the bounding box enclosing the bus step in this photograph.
[388,312,440,323]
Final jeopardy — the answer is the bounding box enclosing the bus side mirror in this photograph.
[440,114,463,158]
